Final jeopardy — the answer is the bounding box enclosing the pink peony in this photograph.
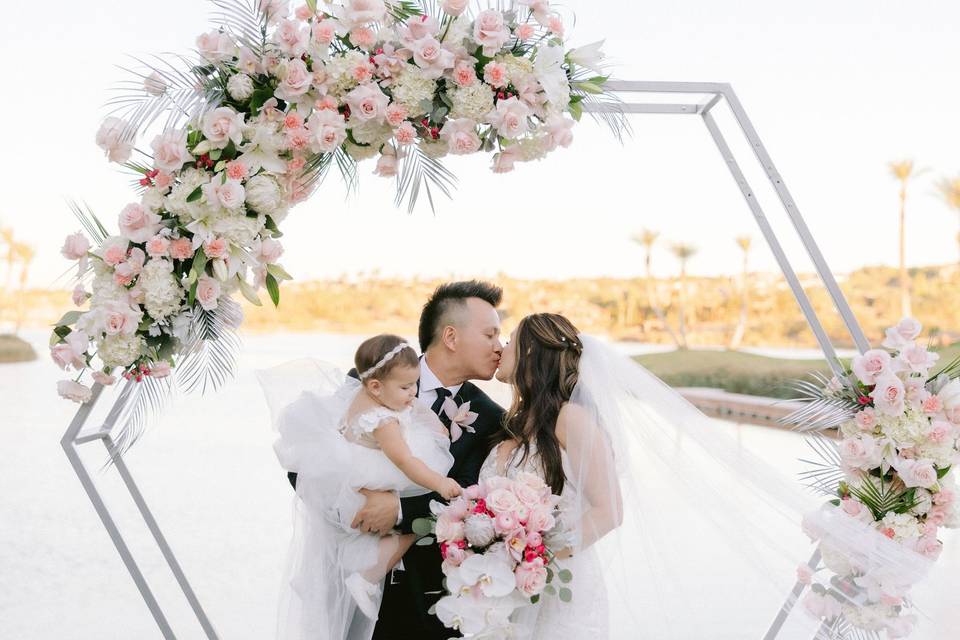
[61,232,90,260]
[118,203,162,243]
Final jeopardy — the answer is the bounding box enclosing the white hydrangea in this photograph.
[820,542,855,576]
[209,210,264,246]
[879,512,923,542]
[245,174,284,216]
[511,134,552,162]
[344,141,380,162]
[841,602,891,631]
[322,50,367,97]
[166,168,213,223]
[495,53,535,85]
[141,187,166,213]
[391,65,438,116]
[448,83,495,122]
[227,73,255,101]
[350,118,393,146]
[98,333,145,369]
[443,15,472,47]
[838,418,861,439]
[419,139,449,159]
[878,410,925,447]
[140,259,183,320]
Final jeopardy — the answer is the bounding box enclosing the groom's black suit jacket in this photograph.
[286,372,505,640]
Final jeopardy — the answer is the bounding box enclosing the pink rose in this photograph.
[61,232,90,260]
[894,458,939,489]
[275,19,309,56]
[487,97,531,139]
[544,113,574,149]
[492,147,520,173]
[118,203,161,243]
[345,83,390,122]
[196,276,221,311]
[258,237,284,263]
[92,371,116,386]
[104,302,142,336]
[72,284,88,307]
[412,37,455,79]
[483,61,508,88]
[441,0,469,16]
[51,331,88,370]
[394,121,417,145]
[400,15,439,43]
[546,15,564,36]
[926,420,952,445]
[150,129,192,173]
[169,237,194,261]
[311,19,337,46]
[335,0,387,30]
[452,62,477,88]
[926,505,948,526]
[514,559,548,596]
[796,563,813,585]
[515,23,535,41]
[487,488,521,514]
[95,117,134,163]
[196,30,235,62]
[57,380,92,404]
[148,362,172,378]
[840,496,864,517]
[307,109,348,152]
[933,488,955,507]
[854,407,877,431]
[204,237,230,259]
[473,9,511,56]
[201,107,245,149]
[100,237,130,266]
[839,436,882,469]
[385,103,408,127]
[852,348,891,385]
[276,58,313,100]
[882,318,923,350]
[912,535,943,559]
[145,235,170,258]
[525,504,555,533]
[374,151,398,177]
[870,373,905,416]
[440,118,481,155]
[204,179,246,210]
[464,485,485,500]
[898,344,939,375]
[922,395,944,415]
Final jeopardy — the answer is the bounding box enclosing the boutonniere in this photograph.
[442,397,479,442]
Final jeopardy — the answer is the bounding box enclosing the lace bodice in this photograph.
[341,405,411,448]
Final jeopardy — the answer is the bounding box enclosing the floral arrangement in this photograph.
[788,318,960,637]
[49,0,624,447]
[416,472,572,636]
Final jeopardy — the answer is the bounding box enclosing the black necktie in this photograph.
[431,387,453,429]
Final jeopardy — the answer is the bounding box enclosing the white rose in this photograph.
[227,74,255,101]
[202,107,245,149]
[203,178,246,211]
[245,175,284,215]
[95,117,134,164]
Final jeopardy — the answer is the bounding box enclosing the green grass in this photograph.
[0,334,37,363]
[634,344,960,400]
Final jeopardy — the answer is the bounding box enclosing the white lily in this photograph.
[568,40,606,74]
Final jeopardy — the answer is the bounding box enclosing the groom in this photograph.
[288,280,506,639]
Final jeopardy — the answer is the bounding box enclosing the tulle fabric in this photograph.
[256,359,453,640]
[507,336,941,639]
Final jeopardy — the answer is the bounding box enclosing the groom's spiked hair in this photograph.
[419,280,503,352]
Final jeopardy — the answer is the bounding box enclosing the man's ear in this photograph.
[441,324,457,351]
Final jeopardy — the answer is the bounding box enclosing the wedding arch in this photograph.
[53,3,877,639]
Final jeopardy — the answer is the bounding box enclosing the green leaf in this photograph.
[266,263,293,281]
[188,280,198,306]
[530,594,540,605]
[568,100,583,121]
[52,325,72,343]
[558,569,573,584]
[249,86,275,115]
[192,247,208,279]
[558,588,572,603]
[55,310,83,327]
[306,0,317,12]
[415,536,435,546]
[574,81,604,95]
[264,215,283,237]
[208,148,222,161]
[237,278,263,306]
[411,517,434,536]
[265,273,280,307]
[937,465,952,480]
[186,185,203,203]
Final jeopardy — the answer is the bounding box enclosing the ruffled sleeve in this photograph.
[353,406,401,435]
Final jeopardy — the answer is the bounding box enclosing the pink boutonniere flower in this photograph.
[442,398,478,442]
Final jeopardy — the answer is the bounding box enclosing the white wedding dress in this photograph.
[478,440,609,639]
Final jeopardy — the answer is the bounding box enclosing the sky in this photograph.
[2,0,959,289]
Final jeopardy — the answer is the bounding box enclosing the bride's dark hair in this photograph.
[496,313,583,495]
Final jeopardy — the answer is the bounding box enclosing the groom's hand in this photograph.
[352,489,400,534]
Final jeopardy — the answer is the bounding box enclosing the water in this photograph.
[1,331,955,639]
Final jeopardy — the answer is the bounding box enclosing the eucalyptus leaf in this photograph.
[558,588,572,603]
[558,569,573,584]
[412,517,434,536]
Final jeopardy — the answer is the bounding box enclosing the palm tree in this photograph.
[0,226,15,292]
[729,235,752,349]
[631,229,681,347]
[670,242,698,349]
[936,176,960,268]
[889,160,925,316]
[13,243,34,333]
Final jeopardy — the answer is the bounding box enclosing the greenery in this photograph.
[0,334,36,363]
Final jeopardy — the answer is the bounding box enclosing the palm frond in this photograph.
[798,433,845,497]
[209,0,269,55]
[781,372,858,432]
[68,200,109,245]
[851,475,920,520]
[334,147,360,196]
[102,375,175,465]
[930,353,960,382]
[569,74,632,144]
[176,298,243,394]
[300,151,336,192]
[395,144,458,214]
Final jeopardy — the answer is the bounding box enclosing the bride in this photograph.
[475,312,827,639]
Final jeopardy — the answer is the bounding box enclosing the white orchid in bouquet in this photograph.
[49,0,626,453]
[413,471,574,636]
[786,318,960,638]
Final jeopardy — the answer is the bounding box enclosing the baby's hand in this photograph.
[438,478,463,500]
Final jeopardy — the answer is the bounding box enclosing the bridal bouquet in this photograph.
[49,0,624,425]
[419,472,573,636]
[789,318,960,637]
